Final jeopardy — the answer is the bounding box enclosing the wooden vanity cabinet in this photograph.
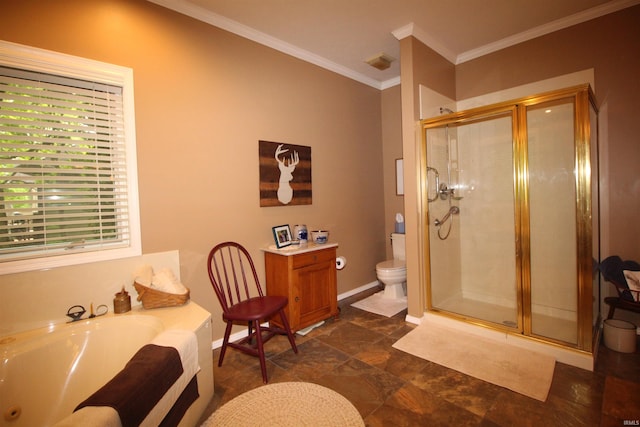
[264,244,338,332]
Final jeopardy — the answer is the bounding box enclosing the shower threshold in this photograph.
[434,296,578,345]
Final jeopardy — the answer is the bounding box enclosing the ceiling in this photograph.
[149,0,638,89]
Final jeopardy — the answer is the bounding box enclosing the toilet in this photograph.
[375,233,407,299]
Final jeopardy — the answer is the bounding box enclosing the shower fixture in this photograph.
[438,183,463,201]
[439,183,453,200]
[426,167,440,202]
[434,205,460,227]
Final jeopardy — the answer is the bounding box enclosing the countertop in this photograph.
[262,242,338,256]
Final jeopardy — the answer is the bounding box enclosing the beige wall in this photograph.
[0,0,387,339]
[399,36,457,318]
[381,86,404,259]
[456,5,640,262]
[401,5,640,318]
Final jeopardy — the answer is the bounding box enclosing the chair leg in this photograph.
[253,320,269,383]
[218,321,233,367]
[279,309,298,354]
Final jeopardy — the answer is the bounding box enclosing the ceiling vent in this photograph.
[365,53,394,71]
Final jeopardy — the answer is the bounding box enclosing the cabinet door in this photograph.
[295,259,336,329]
[264,252,298,329]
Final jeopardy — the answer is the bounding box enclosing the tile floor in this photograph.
[200,288,640,426]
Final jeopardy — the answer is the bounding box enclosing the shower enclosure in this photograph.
[421,85,599,352]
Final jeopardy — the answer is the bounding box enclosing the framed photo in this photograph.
[396,158,404,195]
[272,224,293,248]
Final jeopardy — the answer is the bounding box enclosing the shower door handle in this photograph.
[427,167,440,202]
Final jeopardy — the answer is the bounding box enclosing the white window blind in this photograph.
[0,65,133,263]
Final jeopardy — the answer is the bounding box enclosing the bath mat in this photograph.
[350,291,407,317]
[392,320,556,401]
[201,382,363,426]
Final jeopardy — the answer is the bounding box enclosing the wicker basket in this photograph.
[133,281,190,309]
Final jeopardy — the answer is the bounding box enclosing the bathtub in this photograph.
[0,302,213,427]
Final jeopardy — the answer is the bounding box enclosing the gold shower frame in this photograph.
[419,84,599,353]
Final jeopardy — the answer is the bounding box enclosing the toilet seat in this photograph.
[376,259,406,273]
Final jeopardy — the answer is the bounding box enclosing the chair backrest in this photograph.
[207,242,264,312]
[600,255,640,302]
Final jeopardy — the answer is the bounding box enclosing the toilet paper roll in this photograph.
[336,256,347,270]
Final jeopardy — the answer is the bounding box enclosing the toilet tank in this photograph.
[391,233,406,261]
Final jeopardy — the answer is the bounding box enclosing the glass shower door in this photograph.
[526,100,578,344]
[426,111,520,329]
[423,85,598,351]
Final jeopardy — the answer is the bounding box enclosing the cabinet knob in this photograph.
[295,296,300,302]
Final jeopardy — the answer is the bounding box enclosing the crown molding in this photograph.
[380,76,401,90]
[149,0,639,89]
[392,0,640,65]
[457,0,640,63]
[147,0,384,89]
[392,23,458,64]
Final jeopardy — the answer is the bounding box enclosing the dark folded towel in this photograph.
[159,376,199,427]
[75,344,183,427]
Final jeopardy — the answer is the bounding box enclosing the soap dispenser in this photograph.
[395,213,405,234]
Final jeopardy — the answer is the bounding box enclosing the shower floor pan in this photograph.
[434,296,578,345]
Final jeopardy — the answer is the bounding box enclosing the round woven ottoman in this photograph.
[204,382,364,427]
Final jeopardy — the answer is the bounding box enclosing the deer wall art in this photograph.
[259,140,312,207]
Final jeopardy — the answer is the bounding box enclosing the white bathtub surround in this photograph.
[60,329,200,427]
[0,250,181,337]
[1,302,213,427]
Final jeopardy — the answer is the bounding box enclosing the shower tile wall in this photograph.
[457,117,517,311]
[427,128,461,307]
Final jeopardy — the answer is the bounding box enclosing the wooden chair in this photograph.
[207,241,298,383]
[599,255,640,319]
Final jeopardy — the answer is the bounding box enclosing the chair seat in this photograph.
[224,296,289,322]
[605,296,640,313]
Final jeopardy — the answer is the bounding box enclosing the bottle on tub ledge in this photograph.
[113,286,131,313]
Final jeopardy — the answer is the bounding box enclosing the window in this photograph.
[0,41,140,274]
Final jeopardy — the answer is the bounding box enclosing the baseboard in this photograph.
[211,280,382,350]
[337,280,380,301]
[405,313,423,325]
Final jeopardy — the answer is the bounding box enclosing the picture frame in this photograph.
[272,224,293,248]
[396,158,404,195]
[259,140,312,207]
